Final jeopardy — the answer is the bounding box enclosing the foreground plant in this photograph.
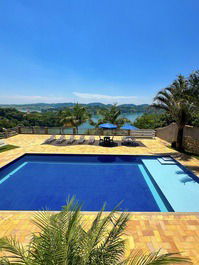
[0,198,191,264]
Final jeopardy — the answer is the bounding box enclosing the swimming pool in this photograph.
[0,154,198,212]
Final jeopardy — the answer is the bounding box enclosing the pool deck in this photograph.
[0,134,199,263]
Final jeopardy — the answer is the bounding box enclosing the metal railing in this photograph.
[18,126,125,136]
[0,126,156,138]
[15,126,155,137]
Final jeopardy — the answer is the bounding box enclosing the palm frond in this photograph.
[0,257,12,265]
[0,237,29,264]
[151,103,169,112]
[126,250,192,265]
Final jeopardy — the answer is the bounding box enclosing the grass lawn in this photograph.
[0,144,19,153]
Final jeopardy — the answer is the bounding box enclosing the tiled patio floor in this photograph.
[0,134,199,263]
[1,134,199,176]
[0,212,198,263]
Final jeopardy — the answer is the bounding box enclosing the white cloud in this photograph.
[73,92,138,104]
[0,92,151,105]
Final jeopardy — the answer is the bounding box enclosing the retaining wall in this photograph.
[156,123,199,155]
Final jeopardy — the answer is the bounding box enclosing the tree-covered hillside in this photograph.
[0,103,157,130]
[0,108,62,130]
[0,102,150,113]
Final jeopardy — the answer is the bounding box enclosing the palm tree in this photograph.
[60,103,91,134]
[152,75,194,151]
[90,104,130,127]
[0,198,191,265]
[188,70,199,109]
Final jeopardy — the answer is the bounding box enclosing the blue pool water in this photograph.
[0,154,198,211]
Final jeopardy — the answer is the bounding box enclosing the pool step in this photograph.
[157,157,176,165]
[142,159,199,212]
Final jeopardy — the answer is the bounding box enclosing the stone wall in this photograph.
[183,126,199,155]
[156,123,199,155]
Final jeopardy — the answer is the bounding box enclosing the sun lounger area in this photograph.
[41,125,155,147]
[121,136,137,146]
[43,135,96,145]
[42,135,141,147]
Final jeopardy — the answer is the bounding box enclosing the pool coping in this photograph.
[0,210,199,215]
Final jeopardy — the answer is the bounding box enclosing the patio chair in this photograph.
[122,136,136,146]
[77,135,85,144]
[0,140,7,148]
[66,135,75,144]
[88,136,95,144]
[43,135,56,144]
[55,135,66,144]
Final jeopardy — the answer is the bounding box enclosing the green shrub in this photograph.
[134,113,172,129]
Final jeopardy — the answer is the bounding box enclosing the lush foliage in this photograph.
[152,73,199,150]
[0,108,62,130]
[0,103,151,131]
[0,198,191,265]
[134,113,173,129]
[190,112,199,127]
[188,70,199,108]
[59,103,91,133]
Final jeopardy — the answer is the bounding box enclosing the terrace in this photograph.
[1,134,198,175]
[0,134,199,263]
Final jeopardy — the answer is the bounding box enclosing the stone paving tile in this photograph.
[0,212,198,263]
[0,135,199,263]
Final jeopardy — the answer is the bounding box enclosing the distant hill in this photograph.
[0,103,75,112]
[87,102,107,107]
[0,102,151,113]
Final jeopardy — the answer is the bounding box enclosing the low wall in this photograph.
[156,123,199,155]
[156,123,178,143]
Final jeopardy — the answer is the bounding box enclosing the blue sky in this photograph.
[0,0,199,105]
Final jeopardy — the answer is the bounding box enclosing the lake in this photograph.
[46,112,143,135]
[77,112,143,133]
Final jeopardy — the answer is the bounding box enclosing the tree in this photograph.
[190,112,199,127]
[0,108,62,128]
[60,103,91,134]
[188,70,199,109]
[90,104,130,127]
[0,198,191,265]
[134,113,172,129]
[152,75,194,151]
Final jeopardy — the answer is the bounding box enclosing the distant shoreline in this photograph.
[0,102,150,114]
